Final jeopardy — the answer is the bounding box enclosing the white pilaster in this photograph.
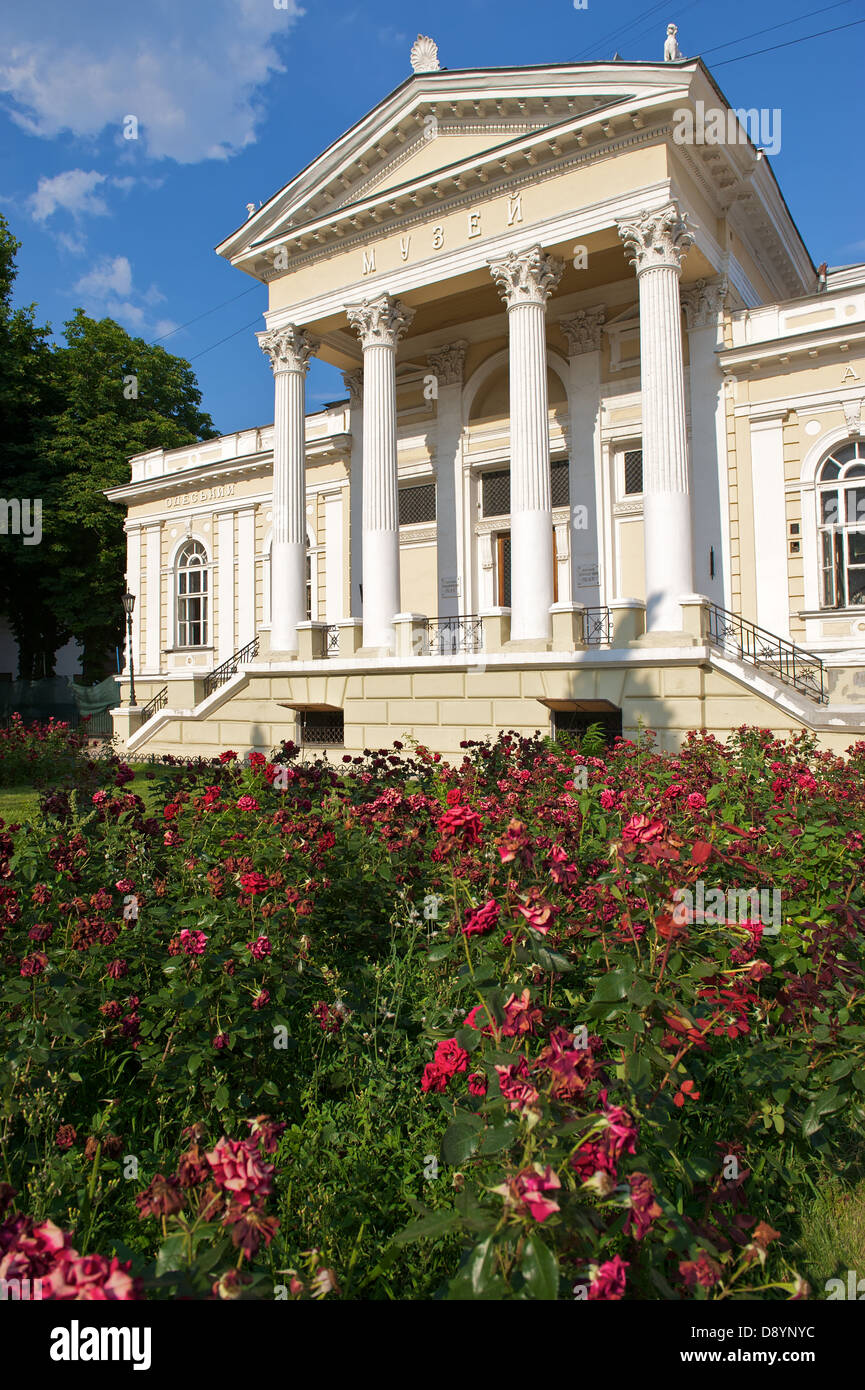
[427,341,467,619]
[125,525,142,674]
[343,370,364,619]
[258,324,318,653]
[236,508,256,648]
[489,245,564,643]
[216,511,235,661]
[682,278,729,608]
[323,487,345,623]
[346,293,415,650]
[144,524,162,672]
[750,413,790,638]
[618,204,695,632]
[560,307,605,608]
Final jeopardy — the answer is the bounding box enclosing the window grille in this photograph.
[624,449,643,495]
[299,710,344,746]
[482,470,510,517]
[551,459,570,508]
[398,483,436,526]
[483,462,570,517]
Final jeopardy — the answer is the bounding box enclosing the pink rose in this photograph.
[205,1137,274,1208]
[587,1255,629,1301]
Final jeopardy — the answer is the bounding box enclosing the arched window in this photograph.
[176,540,209,646]
[817,441,865,608]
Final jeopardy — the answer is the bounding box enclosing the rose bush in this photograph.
[0,726,863,1297]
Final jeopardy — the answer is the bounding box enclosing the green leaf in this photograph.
[531,944,574,973]
[521,1232,559,1300]
[214,1084,229,1110]
[455,1026,482,1052]
[593,968,635,1002]
[628,977,656,1008]
[624,1053,652,1087]
[479,1122,517,1155]
[442,1121,481,1167]
[428,940,454,962]
[446,1235,503,1299]
[155,1233,187,1276]
[392,1211,462,1245]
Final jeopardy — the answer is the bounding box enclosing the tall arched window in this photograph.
[817,441,865,608]
[176,540,209,646]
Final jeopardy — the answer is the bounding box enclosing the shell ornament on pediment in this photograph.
[410,35,440,73]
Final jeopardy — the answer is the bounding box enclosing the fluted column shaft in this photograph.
[490,245,564,643]
[618,204,695,632]
[346,294,415,650]
[259,325,319,653]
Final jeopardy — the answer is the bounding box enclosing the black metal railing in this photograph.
[324,625,340,656]
[140,686,168,724]
[203,636,259,699]
[584,607,612,646]
[706,603,827,703]
[425,615,484,656]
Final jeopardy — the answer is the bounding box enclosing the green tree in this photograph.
[0,214,65,679]
[42,310,217,680]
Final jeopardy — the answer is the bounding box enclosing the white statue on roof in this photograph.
[410,35,440,73]
[664,24,683,61]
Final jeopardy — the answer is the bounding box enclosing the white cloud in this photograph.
[0,0,304,164]
[28,169,109,221]
[71,255,174,339]
[74,255,134,299]
[56,230,88,256]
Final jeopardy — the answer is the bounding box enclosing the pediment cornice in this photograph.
[218,65,696,275]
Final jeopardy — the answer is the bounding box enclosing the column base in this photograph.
[504,637,553,653]
[629,631,701,649]
[356,645,394,660]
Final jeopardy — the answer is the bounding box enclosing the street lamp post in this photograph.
[122,591,137,707]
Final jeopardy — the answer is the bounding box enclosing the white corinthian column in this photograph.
[258,324,319,654]
[346,293,415,651]
[489,245,564,643]
[617,204,695,632]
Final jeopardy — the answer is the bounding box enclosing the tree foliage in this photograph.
[0,216,216,681]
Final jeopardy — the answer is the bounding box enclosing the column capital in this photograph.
[346,293,415,348]
[559,306,606,356]
[258,324,319,374]
[426,339,468,386]
[617,203,693,276]
[489,244,564,309]
[681,276,728,330]
[342,368,363,404]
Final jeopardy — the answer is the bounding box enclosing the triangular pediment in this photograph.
[217,62,696,276]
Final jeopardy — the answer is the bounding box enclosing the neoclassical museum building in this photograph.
[109,28,865,758]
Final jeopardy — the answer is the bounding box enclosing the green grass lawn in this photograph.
[0,766,158,823]
[0,783,40,822]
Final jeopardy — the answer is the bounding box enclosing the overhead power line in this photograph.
[150,284,262,346]
[698,0,855,58]
[187,316,264,363]
[711,16,865,68]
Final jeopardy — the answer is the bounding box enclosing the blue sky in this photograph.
[1,0,863,438]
